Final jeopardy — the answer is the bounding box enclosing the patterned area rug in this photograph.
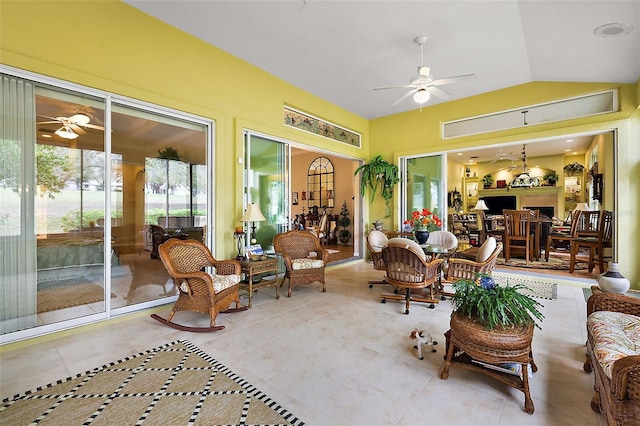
[1,340,304,425]
[496,254,589,270]
[492,271,558,300]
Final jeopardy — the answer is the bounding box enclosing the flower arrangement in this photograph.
[404,208,442,232]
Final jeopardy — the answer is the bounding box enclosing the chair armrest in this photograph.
[587,289,640,317]
[611,355,640,401]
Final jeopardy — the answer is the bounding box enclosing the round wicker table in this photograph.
[440,312,538,414]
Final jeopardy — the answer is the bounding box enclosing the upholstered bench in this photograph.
[584,290,640,425]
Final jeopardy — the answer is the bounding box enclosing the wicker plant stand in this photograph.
[440,311,537,414]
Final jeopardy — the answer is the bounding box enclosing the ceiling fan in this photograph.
[37,112,104,140]
[490,147,518,164]
[373,35,477,107]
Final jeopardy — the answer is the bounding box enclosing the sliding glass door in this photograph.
[399,154,446,229]
[243,131,290,252]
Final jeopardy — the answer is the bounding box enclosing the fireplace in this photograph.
[482,196,516,215]
[523,206,555,218]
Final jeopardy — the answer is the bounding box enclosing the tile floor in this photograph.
[2,261,605,425]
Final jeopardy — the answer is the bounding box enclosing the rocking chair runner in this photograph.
[152,238,247,332]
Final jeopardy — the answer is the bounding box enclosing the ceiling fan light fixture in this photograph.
[70,113,91,125]
[413,89,431,104]
[55,126,79,140]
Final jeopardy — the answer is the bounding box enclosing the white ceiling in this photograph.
[124,0,639,161]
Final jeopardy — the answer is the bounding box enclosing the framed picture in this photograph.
[292,192,298,205]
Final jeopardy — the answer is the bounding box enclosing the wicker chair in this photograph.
[273,230,328,297]
[426,230,459,251]
[379,238,443,314]
[366,230,390,288]
[584,289,640,425]
[152,238,247,332]
[444,237,502,283]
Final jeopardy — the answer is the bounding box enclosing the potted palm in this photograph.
[354,155,400,218]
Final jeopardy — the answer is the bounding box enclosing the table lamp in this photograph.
[575,202,590,211]
[241,203,266,244]
[474,199,489,232]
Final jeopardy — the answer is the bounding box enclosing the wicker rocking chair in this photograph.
[152,238,247,332]
[273,230,328,297]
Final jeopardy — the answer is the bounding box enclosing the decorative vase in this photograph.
[415,229,429,245]
[598,262,630,294]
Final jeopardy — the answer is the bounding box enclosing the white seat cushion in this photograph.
[387,237,426,261]
[476,237,497,263]
[292,258,324,270]
[368,230,388,253]
[587,311,640,379]
[197,273,241,293]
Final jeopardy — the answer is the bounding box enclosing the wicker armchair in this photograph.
[379,238,443,314]
[584,289,640,425]
[152,238,247,332]
[273,230,328,297]
[444,238,502,283]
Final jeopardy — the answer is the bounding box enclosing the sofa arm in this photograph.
[587,287,640,317]
[611,355,640,401]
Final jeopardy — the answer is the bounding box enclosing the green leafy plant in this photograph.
[563,162,584,176]
[353,155,400,218]
[451,276,544,330]
[482,174,494,188]
[543,170,559,185]
[158,147,181,161]
[338,200,351,244]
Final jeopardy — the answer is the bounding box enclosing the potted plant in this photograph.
[450,276,544,330]
[543,170,559,186]
[158,147,181,161]
[403,208,442,244]
[338,200,351,245]
[354,155,400,218]
[563,162,584,177]
[482,174,494,189]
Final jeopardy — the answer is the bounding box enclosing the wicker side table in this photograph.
[239,257,279,308]
[440,312,537,414]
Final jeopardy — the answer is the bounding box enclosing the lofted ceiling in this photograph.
[123,1,639,163]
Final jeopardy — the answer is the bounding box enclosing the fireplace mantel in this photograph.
[479,186,563,217]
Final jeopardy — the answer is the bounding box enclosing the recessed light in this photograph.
[42,134,52,138]
[594,23,633,38]
[572,152,577,155]
[566,139,573,143]
[457,153,463,156]
[564,149,571,152]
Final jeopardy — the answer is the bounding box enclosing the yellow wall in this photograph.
[1,1,639,285]
[0,1,369,257]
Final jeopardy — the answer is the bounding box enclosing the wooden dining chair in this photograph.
[570,210,613,273]
[503,209,535,264]
[545,208,589,261]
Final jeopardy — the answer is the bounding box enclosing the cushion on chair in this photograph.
[368,230,388,253]
[476,237,497,263]
[426,230,459,250]
[205,273,242,293]
[587,310,640,379]
[387,237,427,261]
[292,258,325,270]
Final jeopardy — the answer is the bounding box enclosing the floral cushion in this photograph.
[587,310,640,379]
[292,258,324,270]
[180,273,241,294]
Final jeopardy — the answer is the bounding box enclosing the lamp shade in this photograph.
[473,199,489,211]
[575,202,590,211]
[241,203,266,222]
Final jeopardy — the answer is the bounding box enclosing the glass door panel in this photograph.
[244,131,289,252]
[400,154,445,230]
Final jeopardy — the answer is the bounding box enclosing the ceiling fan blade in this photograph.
[70,124,86,135]
[81,123,105,131]
[373,84,416,91]
[427,86,452,100]
[36,121,61,125]
[392,89,418,106]
[430,73,477,86]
